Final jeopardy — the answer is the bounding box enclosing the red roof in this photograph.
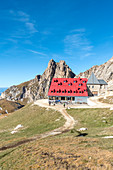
[48,78,88,97]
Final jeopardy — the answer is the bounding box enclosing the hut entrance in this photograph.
[92,91,98,96]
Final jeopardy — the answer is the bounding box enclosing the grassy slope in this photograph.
[0,104,65,147]
[67,108,113,137]
[1,108,113,169]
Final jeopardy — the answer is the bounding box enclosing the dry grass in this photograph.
[0,136,113,169]
[0,99,23,114]
[1,108,113,169]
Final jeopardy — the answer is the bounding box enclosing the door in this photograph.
[92,91,98,96]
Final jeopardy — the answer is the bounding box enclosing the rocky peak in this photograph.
[78,56,113,83]
[1,59,75,102]
[54,60,75,78]
[58,60,66,65]
[48,59,56,68]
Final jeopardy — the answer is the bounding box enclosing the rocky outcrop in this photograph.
[78,57,113,82]
[1,59,75,103]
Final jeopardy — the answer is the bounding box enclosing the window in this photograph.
[61,97,65,100]
[74,91,76,93]
[62,91,64,93]
[68,83,72,86]
[72,97,75,101]
[51,91,53,93]
[100,85,102,89]
[78,88,80,90]
[58,83,62,86]
[92,86,94,88]
[64,80,66,83]
[68,91,70,93]
[79,84,81,86]
[67,97,71,100]
[54,80,58,82]
[89,86,90,88]
[79,91,81,93]
[83,81,85,83]
[57,91,59,93]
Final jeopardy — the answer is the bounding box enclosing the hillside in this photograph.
[1,108,113,169]
[78,56,113,82]
[0,103,65,147]
[1,59,75,103]
[0,99,23,114]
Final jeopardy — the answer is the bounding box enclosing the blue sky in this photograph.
[1,0,113,87]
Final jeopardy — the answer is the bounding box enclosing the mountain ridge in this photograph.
[1,59,75,102]
[78,56,113,82]
[2,56,113,103]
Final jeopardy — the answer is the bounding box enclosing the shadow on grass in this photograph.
[71,129,88,137]
[0,128,72,151]
[0,138,36,151]
[76,133,88,137]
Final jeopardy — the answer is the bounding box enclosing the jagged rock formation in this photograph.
[78,56,113,82]
[1,59,75,102]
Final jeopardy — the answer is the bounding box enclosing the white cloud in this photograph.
[9,10,38,34]
[17,11,29,18]
[70,28,85,33]
[29,50,47,56]
[25,22,38,34]
[6,38,18,43]
[80,52,95,60]
[64,29,94,58]
[82,46,93,51]
[41,31,52,35]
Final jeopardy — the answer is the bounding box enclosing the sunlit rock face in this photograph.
[1,59,75,102]
[78,56,113,82]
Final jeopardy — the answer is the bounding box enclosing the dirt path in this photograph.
[33,99,76,137]
[88,96,113,108]
[0,100,76,151]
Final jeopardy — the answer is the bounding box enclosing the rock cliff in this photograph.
[1,59,75,102]
[78,57,113,82]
